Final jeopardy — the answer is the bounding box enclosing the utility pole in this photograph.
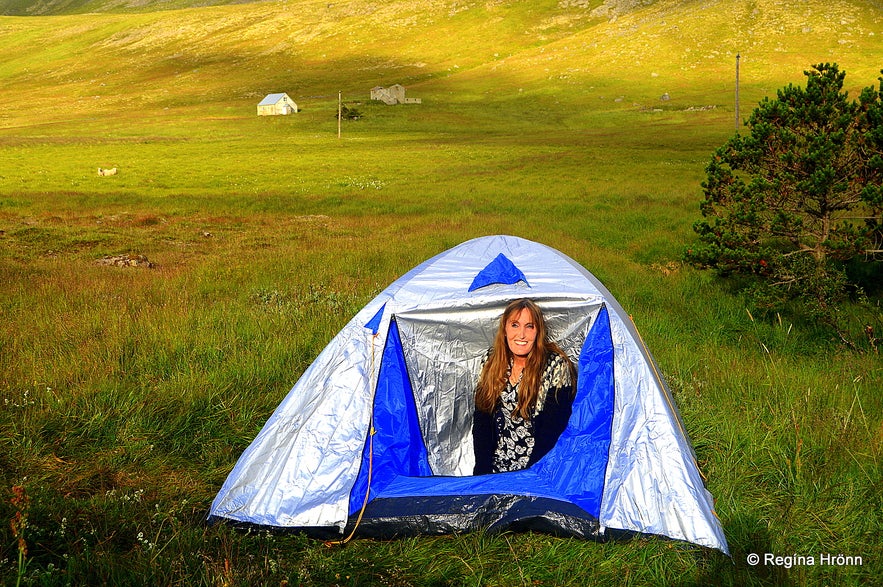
[338,91,342,139]
[735,53,741,132]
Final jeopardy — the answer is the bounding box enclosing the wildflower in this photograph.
[10,485,29,556]
[10,485,30,586]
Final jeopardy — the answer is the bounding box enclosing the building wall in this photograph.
[388,85,406,103]
[370,85,419,105]
[257,95,297,115]
[371,87,397,105]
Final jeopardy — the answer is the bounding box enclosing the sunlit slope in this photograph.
[0,0,880,127]
[0,0,252,16]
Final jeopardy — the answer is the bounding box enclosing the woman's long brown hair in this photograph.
[474,299,570,420]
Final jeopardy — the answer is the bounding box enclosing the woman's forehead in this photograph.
[507,307,536,323]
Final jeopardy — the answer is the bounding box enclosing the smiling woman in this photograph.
[472,298,576,475]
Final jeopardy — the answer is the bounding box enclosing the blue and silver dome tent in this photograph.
[209,235,729,553]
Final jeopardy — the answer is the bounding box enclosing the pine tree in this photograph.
[687,63,883,344]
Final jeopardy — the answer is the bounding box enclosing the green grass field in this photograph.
[1,0,881,585]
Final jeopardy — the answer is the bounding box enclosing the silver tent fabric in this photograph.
[209,235,729,553]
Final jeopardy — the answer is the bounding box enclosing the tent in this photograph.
[208,235,729,553]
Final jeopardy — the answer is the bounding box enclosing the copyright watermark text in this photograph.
[746,552,863,568]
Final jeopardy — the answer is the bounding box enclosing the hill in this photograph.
[0,0,880,130]
[0,0,247,16]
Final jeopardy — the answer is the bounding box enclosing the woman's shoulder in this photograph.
[545,349,571,369]
[544,350,573,387]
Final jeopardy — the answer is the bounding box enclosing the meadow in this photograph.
[1,0,881,585]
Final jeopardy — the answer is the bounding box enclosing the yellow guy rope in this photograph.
[628,314,707,483]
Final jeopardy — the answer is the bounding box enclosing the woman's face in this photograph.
[505,307,538,359]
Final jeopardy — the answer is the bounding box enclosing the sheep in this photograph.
[97,167,118,176]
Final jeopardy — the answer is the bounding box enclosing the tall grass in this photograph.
[1,0,882,585]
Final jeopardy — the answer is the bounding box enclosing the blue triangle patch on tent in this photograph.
[468,253,530,292]
[365,303,387,335]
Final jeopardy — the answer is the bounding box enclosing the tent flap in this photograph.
[535,304,615,517]
[349,319,433,515]
[348,494,601,539]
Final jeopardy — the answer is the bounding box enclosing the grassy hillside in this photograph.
[0,0,246,16]
[1,0,881,117]
[0,0,881,585]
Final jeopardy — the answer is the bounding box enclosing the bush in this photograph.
[686,63,883,347]
[338,104,362,120]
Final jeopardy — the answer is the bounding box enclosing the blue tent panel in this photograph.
[364,302,387,335]
[349,319,433,515]
[534,304,615,516]
[468,253,530,291]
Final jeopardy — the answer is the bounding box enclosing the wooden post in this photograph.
[735,53,740,132]
[338,91,342,139]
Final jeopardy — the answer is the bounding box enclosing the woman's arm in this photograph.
[528,381,574,466]
[472,408,495,475]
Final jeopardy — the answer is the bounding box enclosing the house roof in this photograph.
[258,93,290,105]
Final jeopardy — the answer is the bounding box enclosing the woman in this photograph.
[472,299,576,475]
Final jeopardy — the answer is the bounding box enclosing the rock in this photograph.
[96,254,155,268]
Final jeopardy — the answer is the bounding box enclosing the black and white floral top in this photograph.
[473,351,575,475]
[493,375,536,472]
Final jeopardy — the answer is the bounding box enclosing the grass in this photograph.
[1,0,882,585]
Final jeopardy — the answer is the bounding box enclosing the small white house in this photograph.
[257,93,298,116]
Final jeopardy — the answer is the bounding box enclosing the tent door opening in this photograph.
[348,305,616,533]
